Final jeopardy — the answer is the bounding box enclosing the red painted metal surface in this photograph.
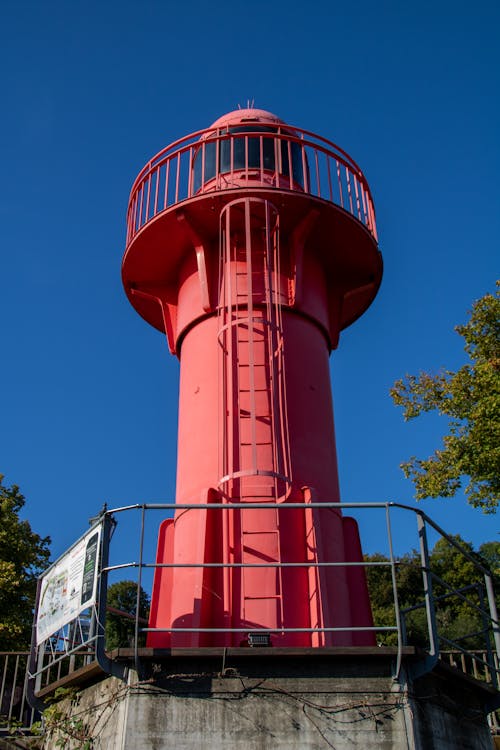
[122,108,383,647]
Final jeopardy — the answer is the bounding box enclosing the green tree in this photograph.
[0,474,51,650]
[477,541,500,579]
[105,580,150,650]
[427,536,484,648]
[391,282,500,513]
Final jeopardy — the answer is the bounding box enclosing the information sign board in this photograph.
[36,524,102,646]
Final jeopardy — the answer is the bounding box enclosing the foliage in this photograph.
[477,540,500,578]
[40,687,93,750]
[390,282,500,512]
[365,535,499,649]
[105,580,150,650]
[0,474,51,650]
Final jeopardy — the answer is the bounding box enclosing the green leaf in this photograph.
[391,282,500,513]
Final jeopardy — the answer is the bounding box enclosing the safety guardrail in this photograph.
[125,125,378,246]
[27,502,499,706]
[1,652,37,735]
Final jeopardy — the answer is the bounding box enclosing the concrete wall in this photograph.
[39,653,495,750]
[43,674,413,749]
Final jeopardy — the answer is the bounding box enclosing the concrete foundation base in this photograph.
[37,649,497,750]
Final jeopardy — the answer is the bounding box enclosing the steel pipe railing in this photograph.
[28,502,500,698]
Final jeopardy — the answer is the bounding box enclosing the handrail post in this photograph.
[95,512,111,669]
[485,571,500,685]
[411,512,439,679]
[95,513,127,680]
[26,579,46,712]
[134,504,147,679]
[385,504,403,679]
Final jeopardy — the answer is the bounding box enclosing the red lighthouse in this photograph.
[122,108,382,648]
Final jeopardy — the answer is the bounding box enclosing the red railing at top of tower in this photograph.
[125,125,378,245]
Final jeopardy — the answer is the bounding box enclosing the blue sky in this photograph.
[1,0,498,567]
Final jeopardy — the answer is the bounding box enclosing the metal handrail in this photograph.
[29,501,500,696]
[128,124,366,197]
[125,125,378,246]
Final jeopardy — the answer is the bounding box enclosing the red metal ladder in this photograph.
[217,197,291,641]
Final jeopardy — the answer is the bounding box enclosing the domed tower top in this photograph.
[193,107,300,194]
[207,107,285,130]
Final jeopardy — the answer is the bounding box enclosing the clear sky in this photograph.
[1,0,498,567]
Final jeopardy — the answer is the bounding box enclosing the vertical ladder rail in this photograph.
[262,201,287,630]
[217,197,293,640]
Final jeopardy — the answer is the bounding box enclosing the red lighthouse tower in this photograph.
[122,108,382,648]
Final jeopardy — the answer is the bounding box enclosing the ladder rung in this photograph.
[238,413,271,418]
[237,387,269,393]
[242,530,280,536]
